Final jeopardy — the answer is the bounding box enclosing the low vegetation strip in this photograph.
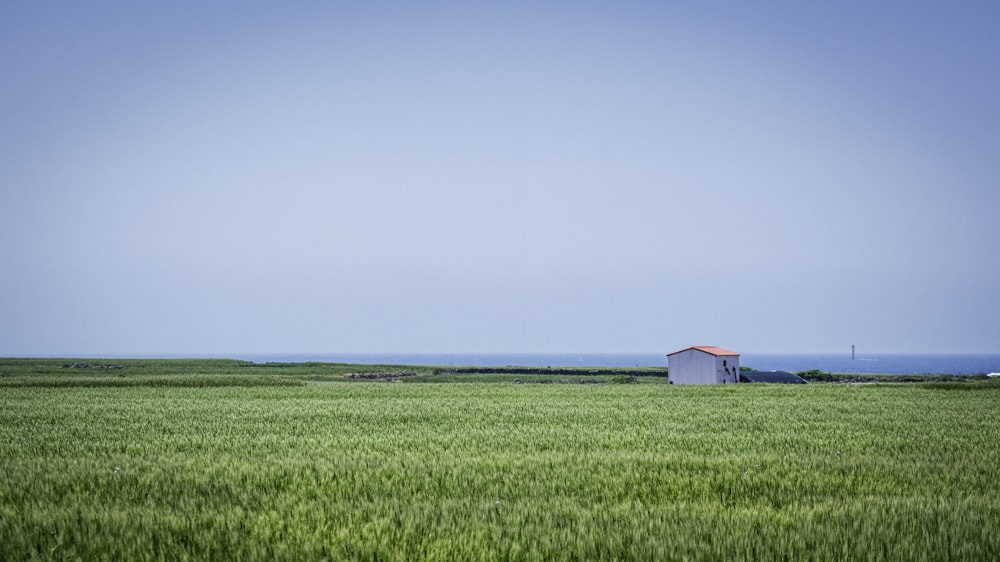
[795,369,994,383]
[1,374,305,388]
[345,370,418,380]
[432,366,668,376]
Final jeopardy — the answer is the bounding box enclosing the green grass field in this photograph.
[1,359,998,560]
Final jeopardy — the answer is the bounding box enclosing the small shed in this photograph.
[739,370,808,384]
[667,346,740,385]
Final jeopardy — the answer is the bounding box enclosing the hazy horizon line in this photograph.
[5,350,998,359]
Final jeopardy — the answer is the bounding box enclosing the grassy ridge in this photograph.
[0,358,433,387]
[0,358,665,386]
[2,363,999,560]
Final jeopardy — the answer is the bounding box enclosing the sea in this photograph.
[223,352,1000,375]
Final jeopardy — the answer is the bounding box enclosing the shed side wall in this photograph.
[715,355,740,383]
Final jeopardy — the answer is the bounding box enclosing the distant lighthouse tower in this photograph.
[851,344,855,360]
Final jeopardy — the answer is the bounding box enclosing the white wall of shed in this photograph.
[668,349,716,384]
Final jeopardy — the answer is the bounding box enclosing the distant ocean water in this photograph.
[230,352,1000,375]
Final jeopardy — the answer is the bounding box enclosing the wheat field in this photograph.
[1,359,998,560]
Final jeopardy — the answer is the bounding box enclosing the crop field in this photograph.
[1,359,999,560]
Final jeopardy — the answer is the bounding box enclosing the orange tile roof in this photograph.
[667,345,739,357]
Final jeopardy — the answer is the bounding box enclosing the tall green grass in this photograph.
[2,380,998,560]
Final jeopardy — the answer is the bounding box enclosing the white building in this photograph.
[667,346,740,384]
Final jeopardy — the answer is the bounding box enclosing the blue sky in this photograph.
[2,1,998,355]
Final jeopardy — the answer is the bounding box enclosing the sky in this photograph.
[2,1,998,356]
